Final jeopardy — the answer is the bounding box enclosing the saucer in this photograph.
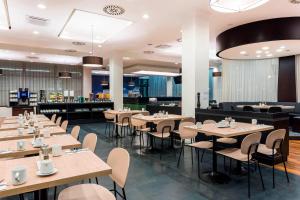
[36,168,58,176]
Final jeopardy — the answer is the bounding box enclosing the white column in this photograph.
[182,13,210,117]
[109,54,123,110]
[166,77,173,97]
[82,67,92,98]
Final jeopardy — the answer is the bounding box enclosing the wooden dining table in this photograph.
[105,109,149,138]
[185,122,274,184]
[0,150,112,200]
[2,115,50,124]
[0,120,56,131]
[0,126,65,141]
[0,134,81,158]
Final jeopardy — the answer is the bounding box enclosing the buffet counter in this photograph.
[37,102,114,124]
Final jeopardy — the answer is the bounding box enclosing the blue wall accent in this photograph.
[148,76,167,97]
[92,75,139,96]
[209,68,214,100]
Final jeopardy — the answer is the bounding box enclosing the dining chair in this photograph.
[61,120,68,131]
[148,119,175,159]
[176,122,213,178]
[172,117,196,141]
[104,111,116,138]
[50,114,56,122]
[256,129,289,188]
[58,184,116,200]
[116,113,132,137]
[217,132,265,198]
[82,133,98,152]
[70,125,80,140]
[108,148,130,200]
[130,115,150,152]
[56,116,62,126]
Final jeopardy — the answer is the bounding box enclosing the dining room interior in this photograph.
[1,0,300,200]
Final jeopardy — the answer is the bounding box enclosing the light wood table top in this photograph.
[0,151,112,198]
[105,110,149,115]
[132,114,187,123]
[185,122,274,138]
[0,126,65,141]
[2,116,50,124]
[0,134,81,158]
[0,120,56,131]
[4,115,48,120]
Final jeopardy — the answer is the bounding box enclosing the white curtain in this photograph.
[296,55,300,102]
[222,58,279,102]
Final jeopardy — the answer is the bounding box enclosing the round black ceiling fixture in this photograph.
[83,56,103,67]
[216,17,300,59]
[58,72,72,79]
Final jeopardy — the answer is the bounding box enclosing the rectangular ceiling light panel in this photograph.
[133,70,180,77]
[0,0,10,30]
[59,9,132,43]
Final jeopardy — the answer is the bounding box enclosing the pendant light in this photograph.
[128,76,135,87]
[58,71,72,79]
[83,25,103,68]
[101,75,109,86]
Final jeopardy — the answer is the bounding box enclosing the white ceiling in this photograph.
[0,0,299,68]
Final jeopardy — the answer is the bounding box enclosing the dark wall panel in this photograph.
[278,56,296,102]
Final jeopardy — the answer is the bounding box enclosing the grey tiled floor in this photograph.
[2,123,300,200]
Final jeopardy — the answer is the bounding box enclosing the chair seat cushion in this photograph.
[187,141,213,149]
[116,122,129,127]
[257,144,276,156]
[217,148,249,162]
[148,132,170,138]
[58,184,116,200]
[137,127,150,132]
[217,137,238,144]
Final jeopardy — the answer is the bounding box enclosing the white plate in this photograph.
[36,168,58,176]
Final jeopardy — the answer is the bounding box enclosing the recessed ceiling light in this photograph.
[256,55,261,58]
[89,51,92,54]
[98,45,102,48]
[175,62,179,65]
[276,49,283,52]
[267,54,273,57]
[37,4,46,9]
[262,46,269,50]
[256,50,262,54]
[240,51,247,55]
[31,52,36,55]
[33,30,39,35]
[142,14,149,19]
[264,51,270,54]
[280,46,286,49]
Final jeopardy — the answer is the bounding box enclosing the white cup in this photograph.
[11,166,27,185]
[252,119,257,125]
[17,140,26,151]
[52,144,62,157]
[43,128,51,138]
[33,138,43,147]
[39,160,54,174]
[17,128,24,135]
[142,108,145,111]
[196,122,202,129]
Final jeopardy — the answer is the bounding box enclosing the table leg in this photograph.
[200,136,230,184]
